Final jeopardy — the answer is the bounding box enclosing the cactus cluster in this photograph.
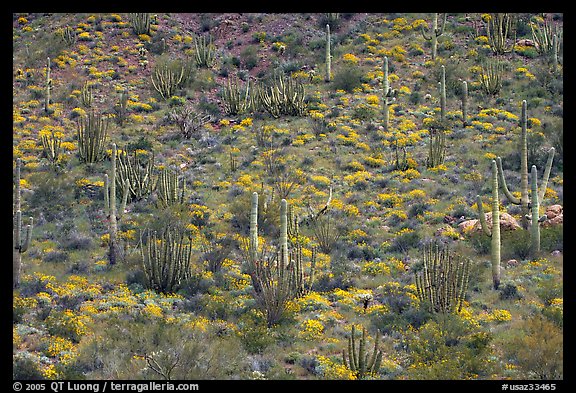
[13,158,33,289]
[156,167,186,208]
[116,147,156,202]
[342,325,383,379]
[77,110,110,163]
[81,81,93,108]
[192,34,216,68]
[151,60,185,100]
[129,13,151,35]
[485,13,517,55]
[497,100,554,258]
[222,77,251,116]
[479,59,503,96]
[59,25,77,46]
[40,130,62,166]
[247,193,316,326]
[420,13,447,60]
[414,241,470,312]
[256,73,306,118]
[140,226,193,293]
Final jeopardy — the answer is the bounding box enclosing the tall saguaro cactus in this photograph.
[382,56,396,131]
[44,57,52,113]
[530,165,541,257]
[13,158,33,289]
[342,325,383,379]
[476,160,501,289]
[497,100,555,231]
[104,143,129,265]
[420,13,447,60]
[325,24,331,82]
[439,65,446,121]
[461,80,468,126]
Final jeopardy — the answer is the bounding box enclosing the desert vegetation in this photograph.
[13,12,563,381]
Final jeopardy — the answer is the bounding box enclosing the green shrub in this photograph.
[331,65,363,93]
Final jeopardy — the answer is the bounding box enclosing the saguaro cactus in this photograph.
[530,165,545,258]
[342,325,383,379]
[461,80,468,126]
[104,143,129,265]
[44,57,52,113]
[13,158,33,289]
[325,24,331,82]
[382,56,397,131]
[476,160,501,289]
[497,100,555,231]
[414,241,470,313]
[420,13,447,60]
[439,65,446,120]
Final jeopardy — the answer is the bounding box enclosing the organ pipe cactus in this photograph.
[497,100,555,231]
[60,25,77,46]
[104,143,129,265]
[257,73,306,118]
[325,24,331,82]
[222,77,251,116]
[77,110,110,163]
[342,325,383,379]
[130,13,151,35]
[40,130,62,166]
[81,81,93,108]
[156,167,186,208]
[140,227,193,293]
[382,56,397,131]
[414,241,470,313]
[116,147,156,202]
[476,160,501,289]
[426,127,446,168]
[420,13,447,60]
[13,158,33,289]
[479,59,503,96]
[485,13,517,55]
[193,34,216,68]
[151,60,185,100]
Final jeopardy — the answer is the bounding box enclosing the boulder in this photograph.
[542,205,563,227]
[458,212,521,234]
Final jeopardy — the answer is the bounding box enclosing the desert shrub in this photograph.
[331,65,363,93]
[499,282,522,301]
[72,315,249,379]
[502,229,532,260]
[13,353,45,380]
[404,313,494,379]
[540,225,563,252]
[504,315,563,379]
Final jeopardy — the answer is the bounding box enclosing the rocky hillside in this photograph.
[12,12,563,381]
